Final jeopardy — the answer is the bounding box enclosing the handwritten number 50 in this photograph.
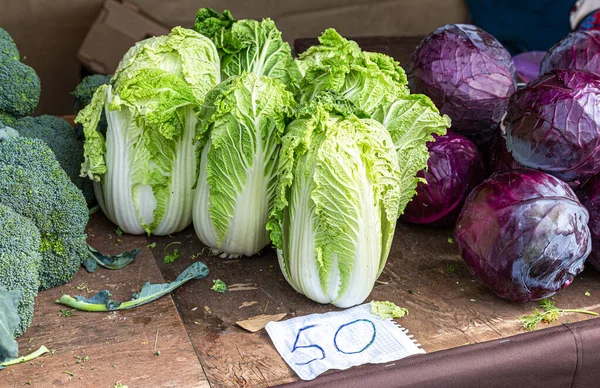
[291,319,377,365]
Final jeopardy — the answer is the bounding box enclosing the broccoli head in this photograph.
[72,74,111,139]
[73,74,111,112]
[11,115,95,205]
[0,59,41,117]
[0,27,19,62]
[0,28,40,117]
[0,203,41,336]
[0,137,89,290]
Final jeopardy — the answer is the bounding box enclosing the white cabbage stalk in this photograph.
[192,72,294,257]
[267,101,402,308]
[76,27,220,235]
[92,85,198,235]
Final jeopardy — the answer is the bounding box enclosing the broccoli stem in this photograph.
[55,295,111,312]
[0,346,49,368]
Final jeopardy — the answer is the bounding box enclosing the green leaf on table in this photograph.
[83,246,140,273]
[370,301,408,319]
[57,262,210,312]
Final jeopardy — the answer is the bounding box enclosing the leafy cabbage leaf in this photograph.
[113,26,221,103]
[294,29,409,115]
[372,94,451,214]
[194,8,295,89]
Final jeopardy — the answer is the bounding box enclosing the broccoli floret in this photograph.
[0,112,16,127]
[0,137,89,290]
[0,203,41,336]
[0,27,19,62]
[72,75,110,139]
[11,115,95,205]
[0,28,40,117]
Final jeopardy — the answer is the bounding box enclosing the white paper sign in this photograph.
[265,304,425,380]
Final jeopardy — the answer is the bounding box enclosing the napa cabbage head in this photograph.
[293,29,409,115]
[266,93,402,308]
[194,8,295,89]
[76,27,220,236]
[192,72,295,258]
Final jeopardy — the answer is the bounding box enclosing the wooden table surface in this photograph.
[5,212,599,387]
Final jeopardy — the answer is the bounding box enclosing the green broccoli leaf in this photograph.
[82,246,140,273]
[56,262,209,311]
[0,287,20,364]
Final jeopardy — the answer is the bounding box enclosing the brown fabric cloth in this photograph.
[279,318,600,388]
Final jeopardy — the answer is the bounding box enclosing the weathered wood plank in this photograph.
[3,214,211,388]
[148,221,600,387]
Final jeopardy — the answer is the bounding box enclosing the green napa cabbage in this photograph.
[266,95,402,308]
[372,94,451,214]
[193,72,295,257]
[194,8,295,89]
[76,27,220,235]
[294,29,409,116]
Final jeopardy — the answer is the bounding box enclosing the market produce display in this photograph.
[69,13,600,307]
[3,6,600,376]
